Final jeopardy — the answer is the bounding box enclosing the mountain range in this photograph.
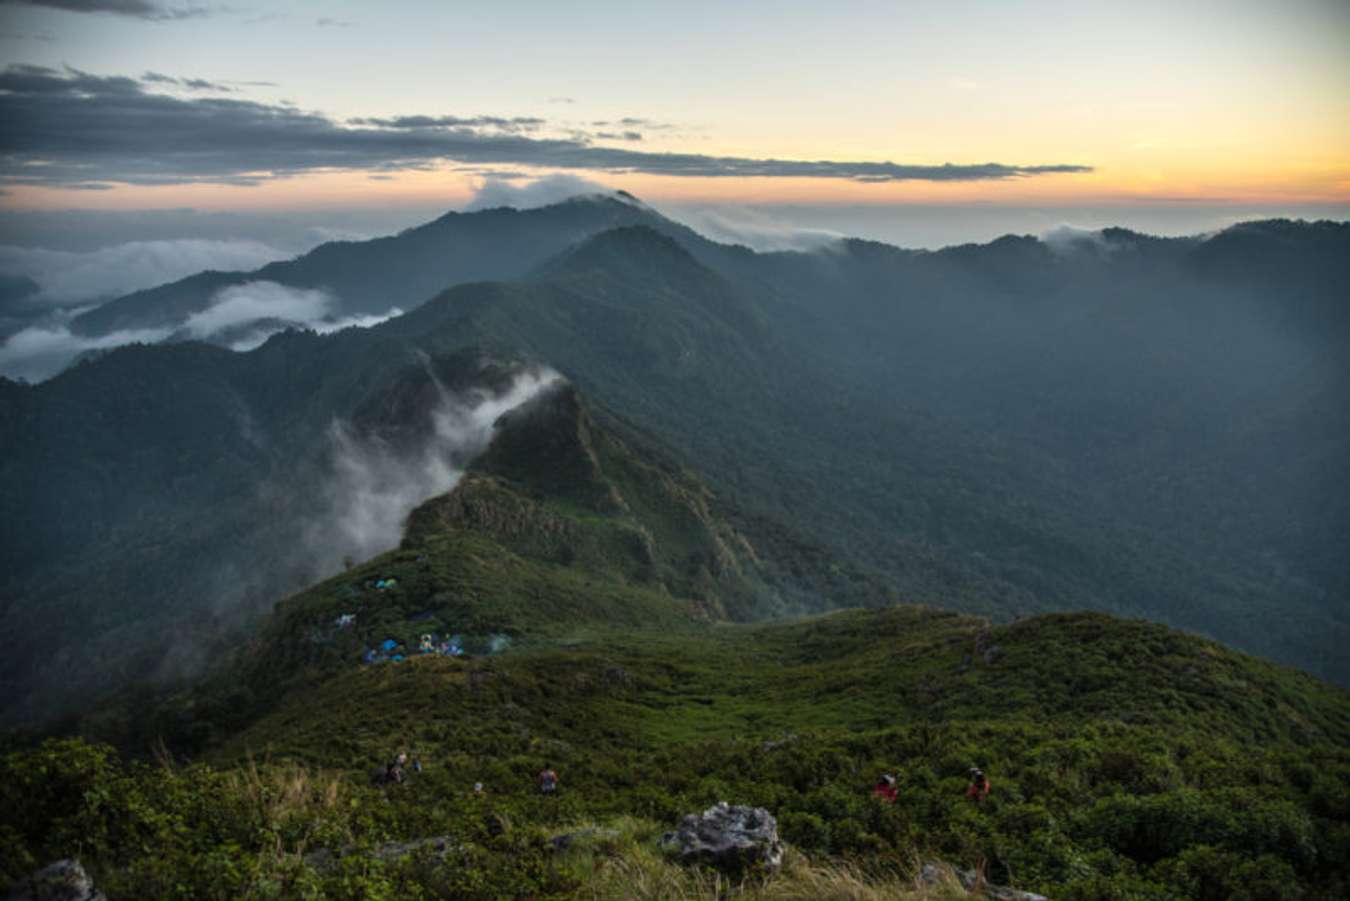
[2,193,1349,898]
[7,371,1347,899]
[2,194,1347,730]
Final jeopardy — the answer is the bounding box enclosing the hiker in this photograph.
[471,782,487,798]
[383,761,405,785]
[966,767,990,803]
[537,764,559,795]
[412,756,423,774]
[872,773,898,802]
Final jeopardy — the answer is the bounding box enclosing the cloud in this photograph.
[0,64,1094,189]
[464,174,618,211]
[181,280,330,339]
[593,117,676,131]
[315,17,354,28]
[141,70,232,92]
[0,206,429,254]
[0,238,290,304]
[1039,224,1114,255]
[0,278,403,380]
[0,0,211,20]
[0,321,172,382]
[665,206,844,252]
[181,280,404,349]
[309,366,561,572]
[350,114,545,133]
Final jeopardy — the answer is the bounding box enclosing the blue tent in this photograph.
[381,638,398,652]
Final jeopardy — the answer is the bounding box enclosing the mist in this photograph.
[662,205,844,252]
[0,320,174,383]
[464,174,621,211]
[0,239,290,305]
[0,279,405,382]
[123,364,561,699]
[304,365,561,578]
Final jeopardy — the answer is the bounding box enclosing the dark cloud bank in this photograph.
[0,0,208,20]
[0,64,1093,189]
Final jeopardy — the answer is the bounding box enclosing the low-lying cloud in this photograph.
[185,281,404,351]
[1039,224,1113,255]
[0,64,1094,189]
[464,174,618,211]
[182,280,331,340]
[0,321,172,382]
[0,238,290,305]
[0,278,403,381]
[310,366,561,572]
[666,206,845,252]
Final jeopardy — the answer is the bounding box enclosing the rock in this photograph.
[760,734,798,752]
[661,801,784,875]
[4,859,105,901]
[983,645,1005,665]
[919,860,1048,901]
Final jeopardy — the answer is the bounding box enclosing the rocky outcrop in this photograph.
[661,801,783,875]
[4,859,105,901]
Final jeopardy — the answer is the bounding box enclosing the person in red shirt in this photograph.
[872,773,898,802]
[538,765,559,795]
[966,767,990,803]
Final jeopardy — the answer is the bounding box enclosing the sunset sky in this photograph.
[1,0,1347,243]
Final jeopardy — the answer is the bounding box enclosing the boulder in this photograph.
[661,801,783,875]
[4,859,105,901]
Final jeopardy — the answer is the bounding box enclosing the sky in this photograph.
[0,0,1348,246]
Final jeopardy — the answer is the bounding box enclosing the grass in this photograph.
[14,386,1348,898]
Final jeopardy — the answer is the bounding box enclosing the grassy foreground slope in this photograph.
[5,385,1348,900]
[7,591,1348,897]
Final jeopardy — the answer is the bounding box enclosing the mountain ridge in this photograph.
[2,200,1346,732]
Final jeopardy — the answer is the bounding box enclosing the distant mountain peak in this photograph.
[555,189,647,209]
[535,224,707,282]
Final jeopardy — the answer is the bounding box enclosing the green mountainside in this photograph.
[0,339,557,724]
[3,203,1347,732]
[5,384,1347,899]
[67,195,670,336]
[382,219,1350,683]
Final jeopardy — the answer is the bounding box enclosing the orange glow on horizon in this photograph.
[2,153,1348,213]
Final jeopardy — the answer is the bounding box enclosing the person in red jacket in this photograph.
[966,767,990,803]
[872,773,898,802]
